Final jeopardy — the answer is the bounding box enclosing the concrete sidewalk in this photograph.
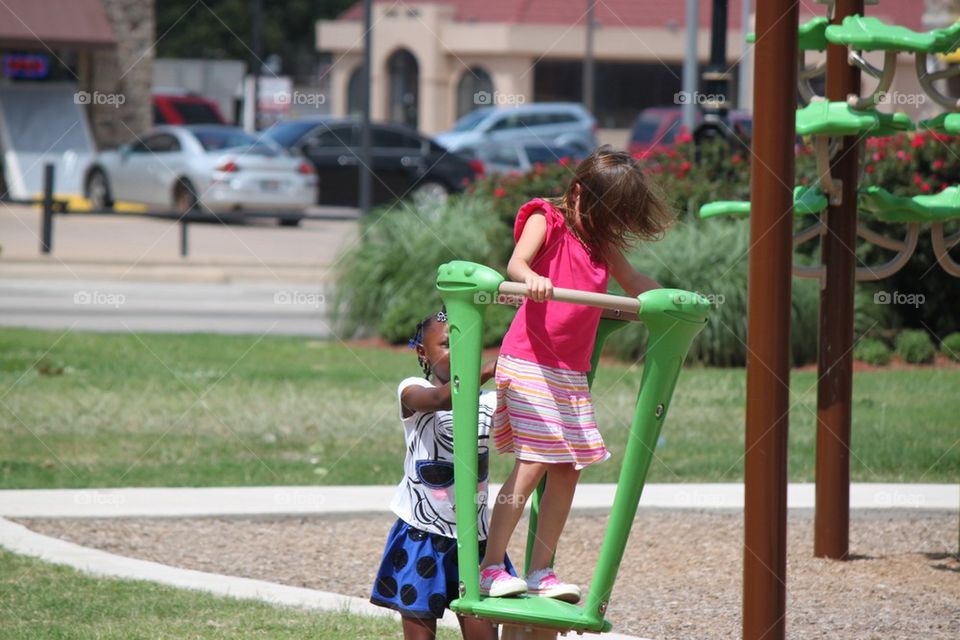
[2,483,956,518]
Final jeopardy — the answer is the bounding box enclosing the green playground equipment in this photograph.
[435,260,710,634]
[919,112,960,135]
[824,16,960,54]
[698,185,828,220]
[794,101,913,137]
[702,10,960,283]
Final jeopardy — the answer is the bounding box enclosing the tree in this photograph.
[155,0,356,80]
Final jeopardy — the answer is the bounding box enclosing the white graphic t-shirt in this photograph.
[389,377,496,540]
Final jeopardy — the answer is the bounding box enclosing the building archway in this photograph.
[386,49,418,128]
[346,66,363,116]
[456,67,494,119]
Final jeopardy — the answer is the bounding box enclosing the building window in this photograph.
[386,49,418,129]
[456,67,494,118]
[347,66,363,116]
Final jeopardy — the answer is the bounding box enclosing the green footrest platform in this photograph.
[450,596,612,633]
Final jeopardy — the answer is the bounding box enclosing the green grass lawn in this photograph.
[0,328,956,489]
[0,549,457,639]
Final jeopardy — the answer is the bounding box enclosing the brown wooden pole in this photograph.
[742,0,798,638]
[814,0,863,561]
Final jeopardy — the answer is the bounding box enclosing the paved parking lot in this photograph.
[0,204,360,281]
[0,204,362,334]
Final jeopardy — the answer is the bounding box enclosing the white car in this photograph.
[435,103,597,156]
[84,125,317,225]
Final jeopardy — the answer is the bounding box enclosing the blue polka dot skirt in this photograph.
[370,518,516,619]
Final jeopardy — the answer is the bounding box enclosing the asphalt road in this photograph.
[0,278,333,336]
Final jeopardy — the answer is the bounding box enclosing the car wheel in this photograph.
[174,179,199,215]
[87,170,113,210]
[278,216,302,227]
[413,180,449,205]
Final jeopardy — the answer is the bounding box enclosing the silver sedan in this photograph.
[84,125,317,224]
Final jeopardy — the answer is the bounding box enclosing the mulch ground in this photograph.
[17,509,960,639]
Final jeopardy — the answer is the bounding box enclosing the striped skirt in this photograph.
[493,354,610,469]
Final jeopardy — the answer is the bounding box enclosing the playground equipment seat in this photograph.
[859,185,960,223]
[824,15,960,54]
[435,260,710,634]
[795,101,914,137]
[698,185,828,220]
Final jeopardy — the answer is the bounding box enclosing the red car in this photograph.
[153,93,226,126]
[628,106,752,158]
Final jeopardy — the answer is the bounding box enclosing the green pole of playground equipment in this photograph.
[742,0,797,638]
[814,0,863,562]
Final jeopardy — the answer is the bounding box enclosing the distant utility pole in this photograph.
[251,0,263,131]
[359,0,373,215]
[583,0,596,115]
[682,0,699,133]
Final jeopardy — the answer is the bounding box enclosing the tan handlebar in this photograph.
[497,281,641,317]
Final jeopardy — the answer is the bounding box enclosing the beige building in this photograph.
[317,0,927,138]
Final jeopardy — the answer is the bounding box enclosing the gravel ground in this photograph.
[16,509,960,639]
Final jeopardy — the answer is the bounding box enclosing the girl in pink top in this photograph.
[479,146,674,602]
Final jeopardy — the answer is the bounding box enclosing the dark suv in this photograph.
[264,118,477,206]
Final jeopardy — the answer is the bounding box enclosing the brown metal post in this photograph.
[814,0,863,561]
[742,0,797,638]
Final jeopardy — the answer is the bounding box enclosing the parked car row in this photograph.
[82,101,751,224]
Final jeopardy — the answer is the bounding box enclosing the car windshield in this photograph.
[451,109,491,132]
[191,128,279,154]
[525,146,577,164]
[262,120,322,148]
[631,115,662,143]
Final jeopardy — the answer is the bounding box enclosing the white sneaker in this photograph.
[479,564,527,597]
[526,568,581,604]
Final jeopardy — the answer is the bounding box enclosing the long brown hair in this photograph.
[550,145,674,261]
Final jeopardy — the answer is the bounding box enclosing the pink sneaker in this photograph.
[479,564,527,597]
[526,568,581,603]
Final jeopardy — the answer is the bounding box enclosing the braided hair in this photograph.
[408,308,447,379]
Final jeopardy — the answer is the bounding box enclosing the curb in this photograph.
[0,517,648,640]
[1,483,956,519]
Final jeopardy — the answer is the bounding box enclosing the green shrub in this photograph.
[894,329,935,364]
[605,221,820,366]
[939,332,960,361]
[332,195,508,347]
[853,337,892,366]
